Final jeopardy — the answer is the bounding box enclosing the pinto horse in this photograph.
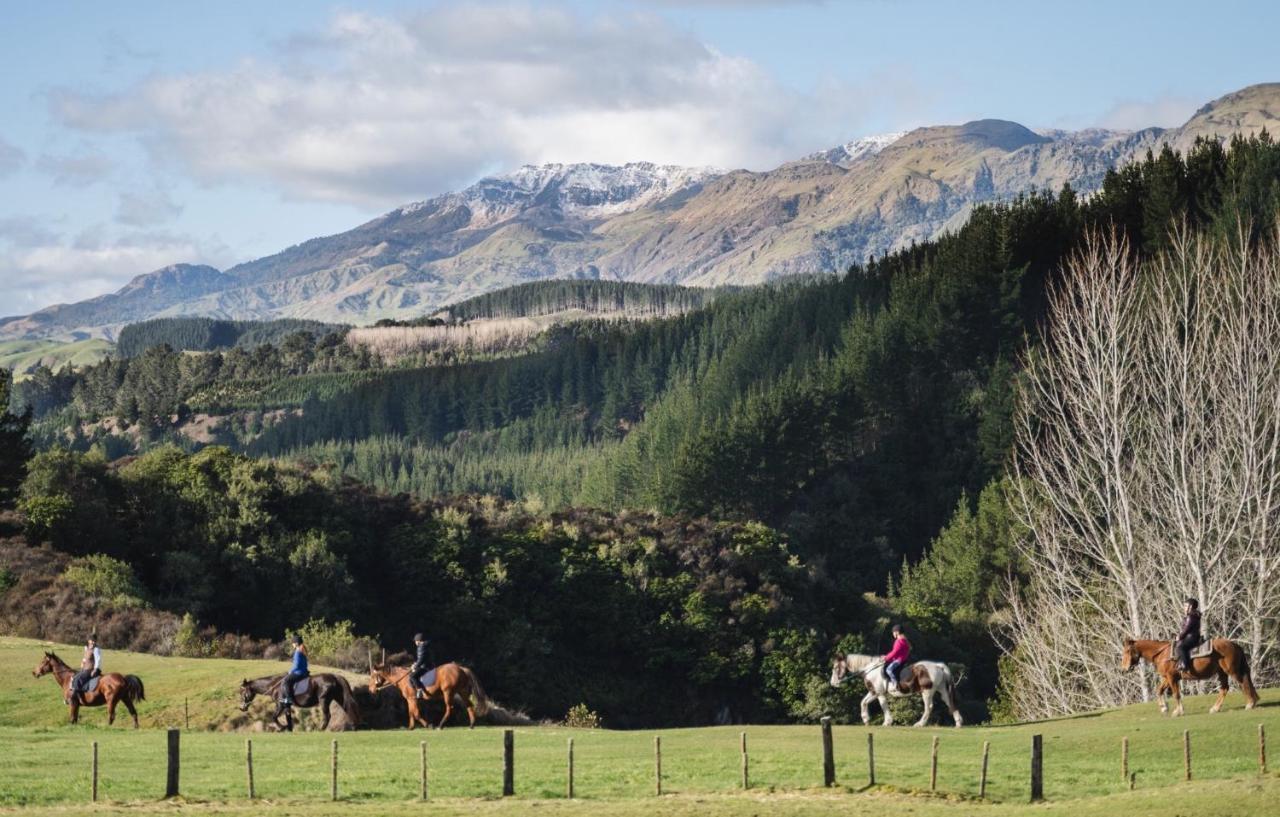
[239,674,360,732]
[368,661,490,730]
[33,651,145,728]
[830,653,964,727]
[1121,637,1259,716]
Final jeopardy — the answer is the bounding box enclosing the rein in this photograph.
[371,667,411,691]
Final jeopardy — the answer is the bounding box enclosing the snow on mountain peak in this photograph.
[807,131,907,167]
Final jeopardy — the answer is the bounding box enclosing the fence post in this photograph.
[91,741,99,803]
[740,732,749,790]
[1183,730,1191,782]
[821,716,835,787]
[867,732,875,787]
[331,740,339,801]
[184,697,190,731]
[1121,736,1128,784]
[246,739,255,799]
[420,740,428,801]
[979,741,989,799]
[165,729,180,798]
[930,735,939,792]
[567,738,574,799]
[1030,734,1043,802]
[654,736,663,796]
[1261,724,1268,775]
[503,730,515,797]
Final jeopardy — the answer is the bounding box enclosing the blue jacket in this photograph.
[291,649,309,676]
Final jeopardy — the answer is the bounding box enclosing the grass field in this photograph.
[1,637,1277,816]
[0,339,113,380]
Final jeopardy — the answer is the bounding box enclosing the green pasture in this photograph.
[1,637,1277,816]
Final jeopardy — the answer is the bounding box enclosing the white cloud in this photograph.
[36,150,115,187]
[1096,94,1202,131]
[115,187,184,227]
[0,138,26,177]
[49,4,877,207]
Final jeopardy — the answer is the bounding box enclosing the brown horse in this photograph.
[33,651,146,728]
[368,661,490,729]
[1121,638,1259,716]
[239,674,360,732]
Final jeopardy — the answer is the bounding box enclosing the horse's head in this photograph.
[239,679,256,712]
[368,664,390,695]
[830,657,848,688]
[32,651,55,679]
[1120,638,1138,672]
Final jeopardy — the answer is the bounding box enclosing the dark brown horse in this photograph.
[239,674,360,732]
[368,661,490,729]
[1121,637,1259,716]
[33,651,145,728]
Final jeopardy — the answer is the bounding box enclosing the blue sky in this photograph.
[1,0,1276,315]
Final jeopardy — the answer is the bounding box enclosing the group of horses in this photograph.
[32,650,490,732]
[34,633,1261,731]
[830,634,1259,727]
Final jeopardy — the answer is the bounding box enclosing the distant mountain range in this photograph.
[5,82,1279,341]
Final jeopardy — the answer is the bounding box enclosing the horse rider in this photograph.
[409,633,435,700]
[68,633,102,705]
[883,624,911,687]
[1175,597,1202,672]
[281,634,309,705]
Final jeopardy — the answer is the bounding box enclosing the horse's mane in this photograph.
[842,653,883,673]
[45,652,69,669]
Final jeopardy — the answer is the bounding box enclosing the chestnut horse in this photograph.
[368,661,490,729]
[33,651,145,728]
[1121,638,1259,716]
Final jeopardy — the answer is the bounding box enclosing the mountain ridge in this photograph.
[5,82,1278,341]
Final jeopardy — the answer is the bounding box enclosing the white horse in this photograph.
[830,653,963,727]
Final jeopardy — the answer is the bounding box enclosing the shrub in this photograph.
[62,554,148,609]
[563,703,602,729]
[0,567,15,596]
[293,618,377,669]
[174,612,212,657]
[20,493,75,542]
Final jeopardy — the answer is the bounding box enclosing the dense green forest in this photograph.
[437,279,724,321]
[4,134,1279,725]
[116,317,342,357]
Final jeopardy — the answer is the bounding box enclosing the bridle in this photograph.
[370,667,411,691]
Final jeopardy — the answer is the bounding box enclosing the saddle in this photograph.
[417,668,438,690]
[1171,639,1214,660]
[78,675,101,694]
[279,677,311,702]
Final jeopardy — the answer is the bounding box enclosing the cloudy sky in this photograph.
[1,0,1276,316]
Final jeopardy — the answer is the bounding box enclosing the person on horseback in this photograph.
[68,634,102,706]
[1175,597,1202,672]
[281,634,309,706]
[408,633,434,700]
[883,624,911,687]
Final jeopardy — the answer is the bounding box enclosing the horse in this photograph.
[33,651,146,728]
[368,659,490,730]
[830,653,964,727]
[1121,637,1259,716]
[239,673,360,732]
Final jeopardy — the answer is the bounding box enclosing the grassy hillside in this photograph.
[1,636,1276,815]
[0,339,113,380]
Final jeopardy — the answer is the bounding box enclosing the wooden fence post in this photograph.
[184,697,190,730]
[1183,730,1191,782]
[503,730,515,797]
[867,732,876,786]
[165,729,180,798]
[740,732,749,790]
[246,739,255,799]
[820,716,835,787]
[421,740,428,801]
[1261,724,1268,775]
[331,740,339,801]
[979,741,989,799]
[567,738,574,799]
[654,736,663,796]
[91,741,99,803]
[930,735,939,792]
[1029,734,1043,802]
[1121,736,1128,784]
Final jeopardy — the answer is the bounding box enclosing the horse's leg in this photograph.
[915,689,933,727]
[1171,674,1185,717]
[879,694,893,727]
[1156,675,1169,714]
[407,697,419,730]
[859,690,875,725]
[70,699,79,725]
[124,695,139,729]
[438,686,454,729]
[940,682,963,728]
[1209,669,1229,714]
[107,694,118,726]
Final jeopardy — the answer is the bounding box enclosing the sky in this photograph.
[1,0,1276,317]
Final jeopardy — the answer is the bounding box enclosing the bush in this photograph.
[563,703,602,729]
[62,554,148,609]
[174,612,212,657]
[293,618,378,669]
[20,493,74,542]
[0,567,15,596]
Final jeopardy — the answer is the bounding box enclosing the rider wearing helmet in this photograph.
[1175,598,1202,672]
[883,624,911,687]
[408,633,434,700]
[281,634,309,705]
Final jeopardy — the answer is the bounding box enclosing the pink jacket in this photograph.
[884,636,911,664]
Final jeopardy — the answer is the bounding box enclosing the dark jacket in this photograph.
[412,641,434,671]
[1178,611,1202,643]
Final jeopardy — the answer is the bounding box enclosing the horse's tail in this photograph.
[1236,643,1260,706]
[462,666,491,717]
[335,675,361,726]
[126,675,145,702]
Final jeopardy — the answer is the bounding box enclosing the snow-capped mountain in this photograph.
[805,131,907,167]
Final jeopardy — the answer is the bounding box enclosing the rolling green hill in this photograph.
[0,339,113,380]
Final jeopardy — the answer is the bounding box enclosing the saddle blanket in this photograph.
[1174,640,1214,659]
[77,675,101,694]
[280,677,311,698]
[418,668,437,688]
